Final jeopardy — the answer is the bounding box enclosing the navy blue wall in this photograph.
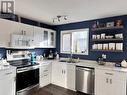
[55,15,127,62]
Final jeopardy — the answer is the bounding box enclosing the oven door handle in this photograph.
[17,66,39,73]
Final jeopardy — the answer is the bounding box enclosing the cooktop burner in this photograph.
[11,62,39,68]
[9,59,39,68]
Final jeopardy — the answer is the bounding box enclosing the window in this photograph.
[61,28,89,55]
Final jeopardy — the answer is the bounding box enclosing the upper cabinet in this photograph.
[0,18,56,48]
[44,28,56,48]
[0,19,13,47]
[19,23,34,36]
[33,26,44,47]
[10,23,34,48]
[34,27,56,48]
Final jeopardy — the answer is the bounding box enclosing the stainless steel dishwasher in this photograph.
[76,66,94,95]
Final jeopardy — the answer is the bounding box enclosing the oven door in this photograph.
[16,68,39,91]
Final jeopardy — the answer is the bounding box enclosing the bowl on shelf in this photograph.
[105,36,113,39]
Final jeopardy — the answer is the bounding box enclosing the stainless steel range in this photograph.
[9,59,40,95]
[7,50,39,95]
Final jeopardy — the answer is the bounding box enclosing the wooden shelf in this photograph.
[91,26,124,31]
[92,38,123,42]
[90,49,123,52]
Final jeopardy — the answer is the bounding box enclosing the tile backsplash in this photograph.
[0,48,56,59]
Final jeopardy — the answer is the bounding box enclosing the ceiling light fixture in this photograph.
[53,15,68,23]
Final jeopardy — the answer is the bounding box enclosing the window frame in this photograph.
[60,28,89,55]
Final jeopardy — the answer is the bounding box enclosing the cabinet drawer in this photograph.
[40,65,51,76]
[40,76,50,87]
[95,69,126,80]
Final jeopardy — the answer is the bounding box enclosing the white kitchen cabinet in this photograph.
[0,18,13,47]
[51,62,66,88]
[33,27,56,48]
[43,28,56,48]
[19,23,34,36]
[11,21,21,35]
[48,29,56,48]
[52,62,76,90]
[10,23,34,47]
[95,68,127,95]
[40,62,52,87]
[66,64,76,91]
[33,26,44,47]
[0,67,16,95]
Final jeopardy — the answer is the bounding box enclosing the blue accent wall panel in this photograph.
[55,15,127,62]
[3,48,56,58]
[0,48,6,59]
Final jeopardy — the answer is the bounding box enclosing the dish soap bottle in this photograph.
[31,52,35,65]
[56,52,59,60]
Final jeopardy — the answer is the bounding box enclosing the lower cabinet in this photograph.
[66,64,76,91]
[95,68,127,95]
[0,68,16,95]
[40,63,51,87]
[51,62,76,91]
[51,62,66,87]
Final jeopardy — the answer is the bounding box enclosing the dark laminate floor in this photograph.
[32,84,88,95]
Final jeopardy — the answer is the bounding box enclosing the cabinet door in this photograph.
[108,71,126,95]
[43,29,48,47]
[95,69,109,95]
[61,63,67,87]
[48,30,56,48]
[11,21,21,35]
[95,68,127,95]
[0,19,13,47]
[0,74,15,95]
[52,63,62,85]
[33,26,44,47]
[19,23,34,36]
[66,64,76,91]
[40,64,51,87]
[51,62,66,88]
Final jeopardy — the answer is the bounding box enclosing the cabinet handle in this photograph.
[5,72,12,75]
[110,79,112,84]
[62,70,63,74]
[106,78,109,83]
[44,74,48,77]
[64,70,66,74]
[44,70,48,72]
[105,73,113,75]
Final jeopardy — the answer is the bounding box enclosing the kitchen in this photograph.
[0,0,127,95]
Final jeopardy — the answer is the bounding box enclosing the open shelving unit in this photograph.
[92,38,123,42]
[90,49,123,52]
[91,26,124,32]
[91,24,124,52]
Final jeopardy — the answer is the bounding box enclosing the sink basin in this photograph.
[59,58,79,63]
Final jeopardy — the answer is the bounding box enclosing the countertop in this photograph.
[36,59,127,73]
[0,65,16,71]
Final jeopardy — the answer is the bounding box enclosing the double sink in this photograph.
[59,58,80,63]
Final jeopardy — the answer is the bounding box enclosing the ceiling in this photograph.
[15,0,127,25]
